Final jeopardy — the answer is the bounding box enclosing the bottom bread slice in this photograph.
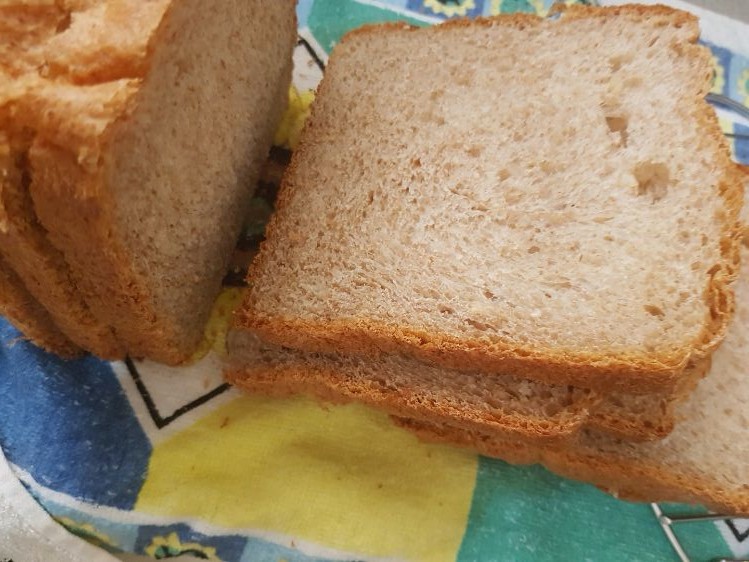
[0,256,80,357]
[587,357,708,440]
[393,396,746,515]
[226,330,698,444]
[392,257,749,515]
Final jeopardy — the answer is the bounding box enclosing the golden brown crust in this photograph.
[240,4,743,395]
[0,134,122,357]
[0,255,80,358]
[226,334,706,443]
[339,3,699,40]
[226,361,596,444]
[241,314,690,394]
[394,417,749,516]
[227,359,681,443]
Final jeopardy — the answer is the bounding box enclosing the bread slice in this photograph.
[0,133,121,357]
[226,330,705,443]
[393,417,749,515]
[392,238,749,515]
[227,331,595,443]
[237,5,743,394]
[0,0,296,363]
[0,255,79,358]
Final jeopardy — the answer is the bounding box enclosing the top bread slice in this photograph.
[0,0,296,363]
[238,5,743,393]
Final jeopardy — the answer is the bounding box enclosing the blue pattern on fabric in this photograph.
[0,320,151,509]
[735,123,749,164]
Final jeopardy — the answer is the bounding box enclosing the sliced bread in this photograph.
[0,256,79,358]
[0,132,121,357]
[0,5,122,358]
[226,331,704,443]
[0,0,296,363]
[237,5,743,393]
[392,238,749,515]
[227,331,595,443]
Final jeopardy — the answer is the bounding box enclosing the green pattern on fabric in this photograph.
[308,0,428,54]
[496,0,538,14]
[457,459,729,561]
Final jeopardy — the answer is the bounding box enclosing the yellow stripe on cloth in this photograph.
[136,395,477,561]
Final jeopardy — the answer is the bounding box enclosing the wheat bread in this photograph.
[0,5,122,357]
[227,330,595,443]
[0,0,296,363]
[226,330,706,443]
[393,238,749,515]
[0,132,121,356]
[0,256,79,358]
[237,5,743,394]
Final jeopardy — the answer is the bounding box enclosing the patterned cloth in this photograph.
[1,1,748,561]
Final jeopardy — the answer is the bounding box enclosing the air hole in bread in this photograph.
[466,145,483,158]
[466,318,492,331]
[605,115,629,146]
[54,11,72,34]
[497,168,511,181]
[439,305,454,315]
[644,304,665,317]
[634,161,670,202]
[609,53,633,72]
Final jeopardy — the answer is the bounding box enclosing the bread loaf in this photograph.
[0,0,297,363]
